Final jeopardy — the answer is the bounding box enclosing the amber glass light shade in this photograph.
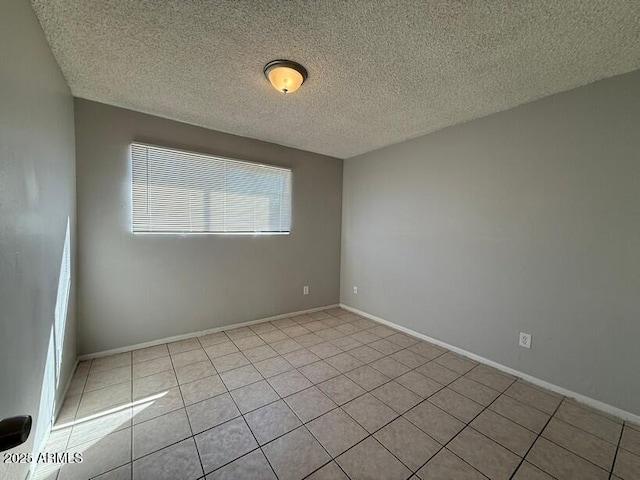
[264,60,308,94]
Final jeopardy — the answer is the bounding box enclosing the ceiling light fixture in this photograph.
[263,60,308,94]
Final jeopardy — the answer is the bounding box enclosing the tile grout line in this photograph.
[303,396,414,478]
[535,415,622,475]
[77,315,463,478]
[607,420,625,480]
[82,353,133,480]
[57,308,622,480]
[271,314,357,480]
[200,312,353,478]
[473,374,623,449]
[53,313,335,478]
[66,318,455,478]
[212,334,282,480]
[167,343,209,480]
[406,374,518,479]
[230,398,281,480]
[286,345,485,477]
[85,352,133,480]
[69,328,427,408]
[328,348,481,476]
[209,312,378,479]
[418,372,615,478]
[383,347,627,467]
[420,358,546,459]
[67,314,414,477]
[298,423,349,479]
[328,363,498,479]
[282,336,410,477]
[126,336,259,476]
[405,366,526,456]
[302,460,352,480]
[121,358,491,480]
[497,394,622,444]
[507,396,564,480]
[525,399,626,478]
[262,376,345,477]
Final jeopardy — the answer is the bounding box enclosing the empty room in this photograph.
[1,1,639,479]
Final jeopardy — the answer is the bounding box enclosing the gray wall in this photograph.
[0,1,77,478]
[75,99,342,355]
[341,70,640,415]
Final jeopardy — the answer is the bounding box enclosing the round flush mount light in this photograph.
[264,60,308,94]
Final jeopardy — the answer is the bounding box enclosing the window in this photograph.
[131,143,292,234]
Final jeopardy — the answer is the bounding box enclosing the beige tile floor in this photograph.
[33,307,640,480]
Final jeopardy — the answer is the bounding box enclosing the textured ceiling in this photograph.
[32,1,640,159]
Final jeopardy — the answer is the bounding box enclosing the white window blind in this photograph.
[131,143,292,234]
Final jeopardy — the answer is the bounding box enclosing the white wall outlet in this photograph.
[303,285,309,295]
[353,286,358,294]
[519,332,532,349]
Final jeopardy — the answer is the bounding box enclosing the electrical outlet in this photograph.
[519,332,532,349]
[353,286,358,294]
[303,285,309,295]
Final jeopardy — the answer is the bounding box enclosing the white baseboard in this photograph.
[78,304,339,360]
[340,303,640,425]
